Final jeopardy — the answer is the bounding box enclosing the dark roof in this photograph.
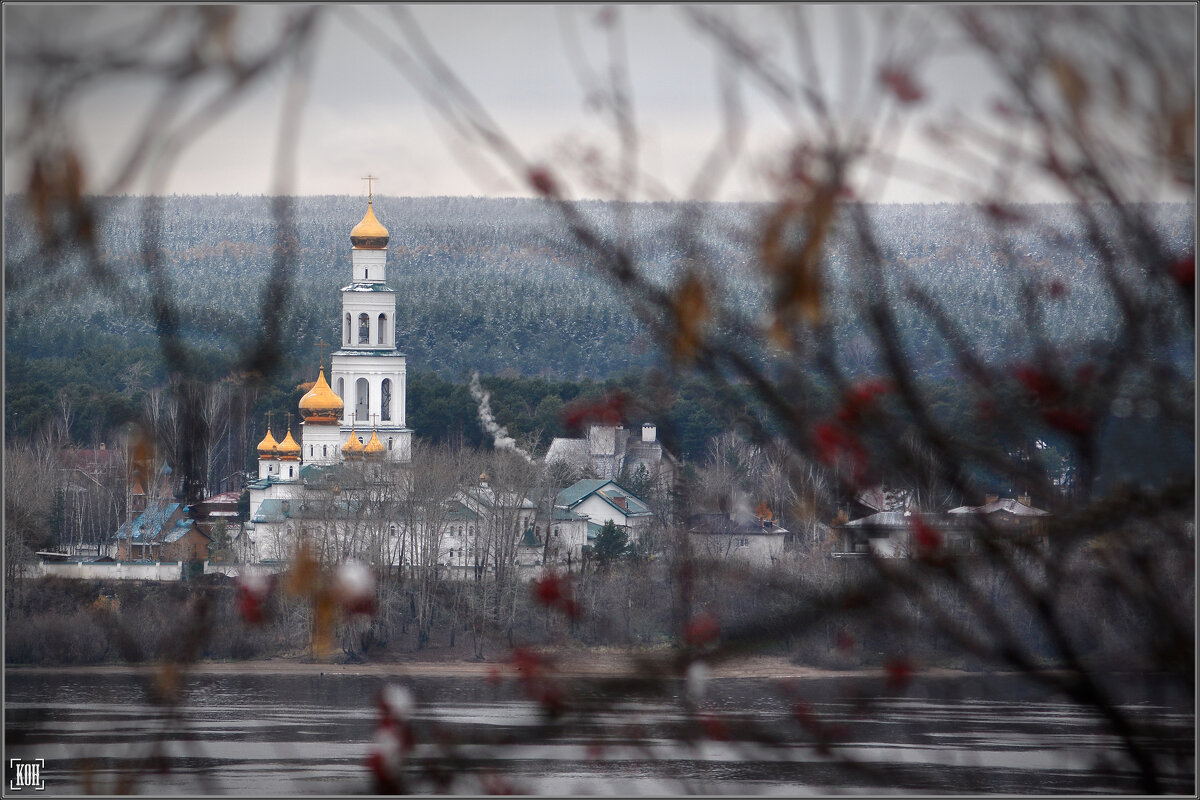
[552,506,588,521]
[687,512,789,536]
[116,501,208,544]
[251,498,296,524]
[841,510,911,529]
[557,479,612,506]
[557,479,652,517]
[445,501,482,522]
[948,498,1048,516]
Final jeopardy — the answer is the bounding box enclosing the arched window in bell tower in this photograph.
[336,377,344,405]
[344,313,351,344]
[355,378,369,422]
[358,313,369,344]
[381,379,392,421]
[378,313,387,345]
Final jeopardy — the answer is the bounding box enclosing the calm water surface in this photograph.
[5,669,1193,794]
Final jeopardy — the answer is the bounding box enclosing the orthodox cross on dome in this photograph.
[362,174,378,203]
[265,411,273,434]
[315,339,328,370]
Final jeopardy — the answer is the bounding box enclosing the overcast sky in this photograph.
[3,4,1193,203]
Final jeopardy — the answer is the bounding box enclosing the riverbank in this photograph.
[5,651,981,680]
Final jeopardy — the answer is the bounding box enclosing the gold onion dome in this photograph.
[277,429,301,461]
[350,202,389,249]
[342,429,365,458]
[299,368,343,424]
[257,428,280,457]
[364,430,385,458]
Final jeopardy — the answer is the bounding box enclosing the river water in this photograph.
[4,669,1193,794]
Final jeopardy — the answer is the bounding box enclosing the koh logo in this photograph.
[8,759,45,791]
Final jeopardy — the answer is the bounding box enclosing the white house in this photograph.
[553,479,653,542]
[686,511,790,567]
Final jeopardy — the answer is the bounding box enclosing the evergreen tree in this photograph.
[591,520,630,568]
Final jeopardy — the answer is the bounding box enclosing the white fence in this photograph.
[37,561,184,581]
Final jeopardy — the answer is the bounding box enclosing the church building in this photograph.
[248,193,412,525]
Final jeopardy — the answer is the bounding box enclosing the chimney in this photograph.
[1018,494,1031,507]
[985,494,999,505]
[100,442,106,451]
[641,423,657,443]
[613,495,627,510]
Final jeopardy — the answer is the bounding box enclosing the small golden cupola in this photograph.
[342,426,365,458]
[257,428,280,458]
[299,367,344,424]
[350,201,389,250]
[364,428,385,459]
[277,428,301,461]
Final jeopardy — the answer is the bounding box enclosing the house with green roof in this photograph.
[555,478,653,543]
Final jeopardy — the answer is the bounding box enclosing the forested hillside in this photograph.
[5,195,1193,473]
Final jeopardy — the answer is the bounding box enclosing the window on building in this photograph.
[336,377,344,403]
[288,466,294,478]
[387,437,393,451]
[355,377,369,421]
[358,313,369,344]
[449,549,454,559]
[309,446,313,457]
[323,445,327,457]
[344,313,351,344]
[378,313,387,345]
[381,379,391,421]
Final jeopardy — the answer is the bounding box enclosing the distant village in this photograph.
[38,419,1050,585]
[31,198,1052,584]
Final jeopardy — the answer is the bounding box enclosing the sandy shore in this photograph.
[5,652,979,680]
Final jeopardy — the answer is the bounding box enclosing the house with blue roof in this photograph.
[115,499,210,562]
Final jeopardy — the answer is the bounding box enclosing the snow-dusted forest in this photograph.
[5,195,1193,461]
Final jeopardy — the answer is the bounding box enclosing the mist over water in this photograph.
[6,671,1192,794]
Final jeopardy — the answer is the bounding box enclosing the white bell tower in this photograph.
[329,176,413,463]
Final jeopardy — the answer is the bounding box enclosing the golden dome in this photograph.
[364,429,385,458]
[299,368,343,424]
[350,202,389,249]
[257,428,279,457]
[277,429,301,461]
[342,429,365,458]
